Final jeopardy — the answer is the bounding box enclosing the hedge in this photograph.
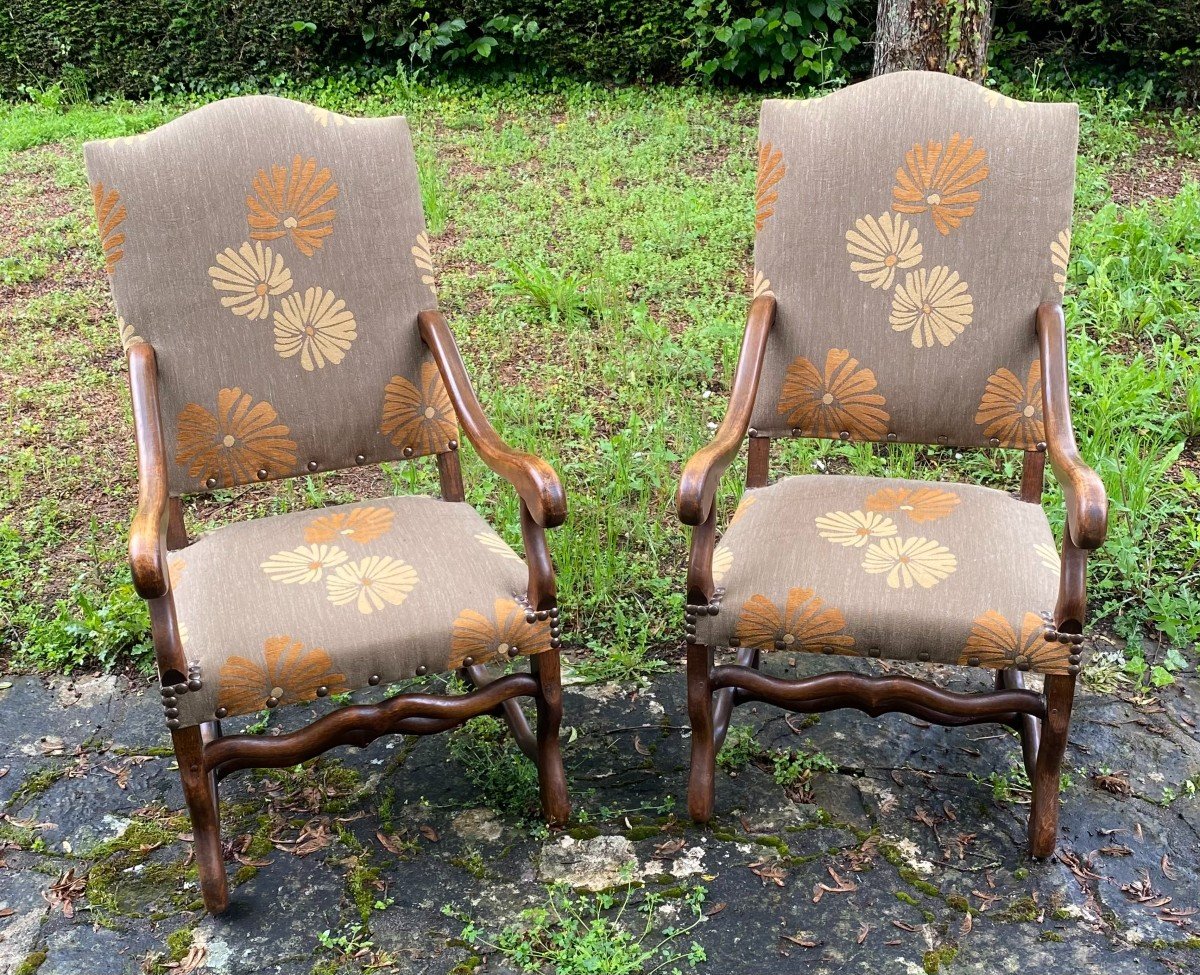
[0,1,1196,99]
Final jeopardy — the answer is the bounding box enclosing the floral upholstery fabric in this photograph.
[166,495,547,727]
[694,475,1076,676]
[750,71,1078,449]
[84,96,453,495]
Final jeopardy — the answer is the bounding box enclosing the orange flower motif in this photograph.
[247,156,338,257]
[91,183,126,274]
[892,133,988,236]
[865,486,960,523]
[777,349,890,441]
[305,506,394,546]
[176,388,297,488]
[381,362,457,456]
[959,611,1070,675]
[733,587,856,655]
[729,493,758,526]
[217,635,348,716]
[975,361,1044,448]
[755,142,786,232]
[449,598,551,669]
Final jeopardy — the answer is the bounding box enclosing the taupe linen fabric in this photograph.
[696,475,1074,675]
[84,96,453,495]
[750,72,1078,449]
[167,495,545,727]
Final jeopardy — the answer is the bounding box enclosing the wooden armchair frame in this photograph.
[678,297,1107,856]
[129,309,570,914]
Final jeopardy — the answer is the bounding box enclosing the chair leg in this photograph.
[1028,673,1075,858]
[173,725,229,913]
[532,650,571,826]
[687,644,716,823]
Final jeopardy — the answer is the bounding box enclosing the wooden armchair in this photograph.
[85,96,570,914]
[677,72,1107,856]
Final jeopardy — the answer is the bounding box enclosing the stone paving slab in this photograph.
[0,657,1197,975]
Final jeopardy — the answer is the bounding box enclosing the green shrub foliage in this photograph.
[0,1,1195,104]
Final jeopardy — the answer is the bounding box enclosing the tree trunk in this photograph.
[873,0,993,82]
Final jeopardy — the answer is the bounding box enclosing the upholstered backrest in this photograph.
[750,72,1078,450]
[85,96,456,496]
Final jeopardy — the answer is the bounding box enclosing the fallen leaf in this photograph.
[892,920,919,932]
[419,825,440,843]
[632,735,650,756]
[44,868,87,918]
[376,831,410,856]
[1097,845,1132,857]
[856,923,869,944]
[749,860,787,887]
[169,944,207,974]
[653,838,686,859]
[1092,772,1131,796]
[705,902,727,917]
[959,912,973,935]
[1161,854,1178,881]
[781,933,818,948]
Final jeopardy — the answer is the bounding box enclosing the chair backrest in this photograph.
[85,96,454,496]
[750,71,1078,451]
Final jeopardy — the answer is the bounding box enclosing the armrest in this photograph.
[126,342,171,598]
[418,310,567,529]
[1036,302,1108,550]
[677,295,776,526]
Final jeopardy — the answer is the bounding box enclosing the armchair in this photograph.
[677,72,1107,857]
[86,96,570,914]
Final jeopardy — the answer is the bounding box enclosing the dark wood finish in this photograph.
[1037,302,1108,550]
[1019,450,1045,504]
[713,666,1045,725]
[420,310,566,528]
[126,308,571,912]
[437,450,466,502]
[166,498,189,550]
[686,644,717,823]
[677,295,776,526]
[746,436,771,489]
[679,298,1107,858]
[126,342,171,599]
[204,674,537,778]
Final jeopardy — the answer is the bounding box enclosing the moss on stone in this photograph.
[567,825,602,841]
[946,894,971,913]
[895,891,920,905]
[922,944,958,973]
[899,867,941,898]
[1012,866,1029,880]
[1040,931,1065,943]
[232,865,258,885]
[997,895,1040,923]
[164,927,195,961]
[447,955,483,975]
[623,826,660,841]
[8,765,65,806]
[14,952,47,975]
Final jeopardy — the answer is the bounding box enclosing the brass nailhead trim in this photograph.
[355,454,366,465]
[403,447,414,457]
[164,708,179,718]
[187,678,202,691]
[205,477,217,489]
[172,682,188,695]
[748,427,758,438]
[307,461,318,472]
[368,674,381,686]
[256,468,268,480]
[1036,441,1047,452]
[415,665,427,676]
[838,431,850,441]
[886,433,897,442]
[316,686,329,697]
[989,438,1001,447]
[937,435,948,445]
[166,719,180,730]
[215,707,228,719]
[449,440,459,451]
[463,656,475,667]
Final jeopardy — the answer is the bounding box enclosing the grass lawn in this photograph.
[1,75,1197,687]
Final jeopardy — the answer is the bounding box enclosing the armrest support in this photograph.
[127,342,171,599]
[677,295,776,526]
[1036,302,1108,550]
[418,310,567,529]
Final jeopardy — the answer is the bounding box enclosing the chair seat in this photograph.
[694,475,1073,675]
[167,495,546,727]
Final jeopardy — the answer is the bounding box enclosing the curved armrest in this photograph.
[677,295,776,526]
[127,342,171,598]
[1036,303,1108,550]
[418,310,567,529]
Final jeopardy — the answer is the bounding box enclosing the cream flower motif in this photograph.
[118,317,144,351]
[1035,542,1060,573]
[261,544,348,585]
[815,510,898,548]
[326,556,418,614]
[712,543,733,583]
[303,104,347,127]
[1051,230,1070,295]
[889,266,973,349]
[273,286,357,370]
[475,530,523,562]
[845,213,922,290]
[209,241,293,320]
[752,270,774,299]
[862,537,957,589]
[412,232,436,297]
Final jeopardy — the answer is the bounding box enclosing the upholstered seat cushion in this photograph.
[167,495,547,727]
[694,475,1074,675]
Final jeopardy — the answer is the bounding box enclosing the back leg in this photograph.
[1028,673,1075,858]
[173,725,229,913]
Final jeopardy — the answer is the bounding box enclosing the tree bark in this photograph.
[873,0,993,82]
